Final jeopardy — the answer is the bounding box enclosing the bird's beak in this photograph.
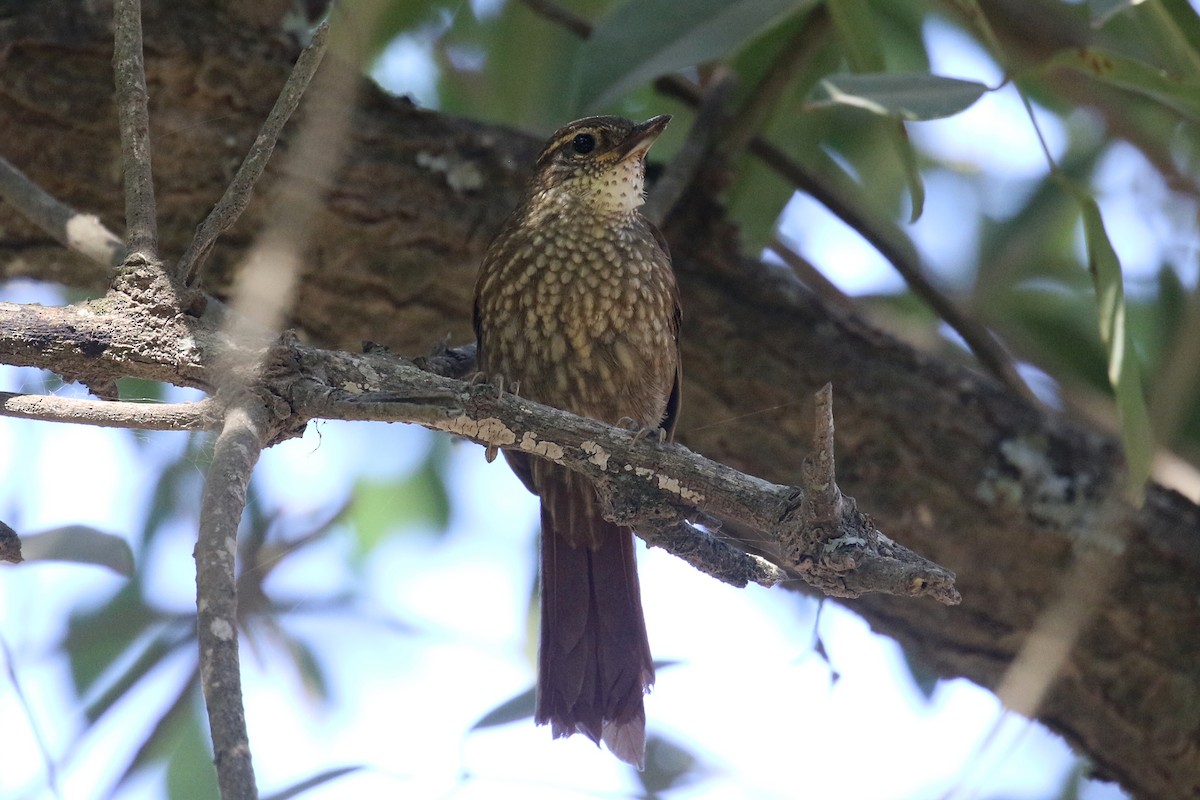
[617,115,671,162]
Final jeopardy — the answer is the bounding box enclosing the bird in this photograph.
[473,114,681,768]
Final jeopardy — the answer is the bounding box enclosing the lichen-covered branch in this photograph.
[195,395,267,800]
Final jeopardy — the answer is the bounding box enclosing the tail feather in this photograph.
[535,475,654,768]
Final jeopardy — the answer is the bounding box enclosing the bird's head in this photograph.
[529,115,671,216]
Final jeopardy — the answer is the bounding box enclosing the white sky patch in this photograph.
[373,34,440,107]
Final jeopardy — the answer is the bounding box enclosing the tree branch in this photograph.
[0,156,125,270]
[112,0,157,257]
[195,395,267,800]
[0,392,219,430]
[178,22,331,285]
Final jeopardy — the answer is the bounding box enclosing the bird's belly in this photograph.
[485,297,674,427]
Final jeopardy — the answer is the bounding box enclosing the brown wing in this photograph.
[649,219,682,442]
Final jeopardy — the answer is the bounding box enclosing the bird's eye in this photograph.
[572,133,596,154]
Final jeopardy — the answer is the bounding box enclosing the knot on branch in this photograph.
[774,384,961,605]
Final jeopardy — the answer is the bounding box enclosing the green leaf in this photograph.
[166,701,219,800]
[826,1,925,220]
[575,0,810,111]
[262,766,366,800]
[112,670,199,793]
[1069,185,1155,503]
[116,377,166,402]
[66,585,157,697]
[1087,0,1138,28]
[84,627,193,723]
[1048,47,1200,120]
[20,525,135,577]
[638,734,701,792]
[471,684,536,730]
[809,72,989,120]
[471,661,681,731]
[827,0,884,72]
[901,648,939,700]
[349,451,451,553]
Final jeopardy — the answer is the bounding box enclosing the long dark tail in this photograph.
[535,477,654,768]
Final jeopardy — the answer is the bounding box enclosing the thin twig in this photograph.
[747,136,1035,400]
[179,22,332,285]
[0,156,126,269]
[644,71,735,227]
[112,0,157,257]
[767,236,855,313]
[196,396,268,800]
[517,0,591,37]
[0,393,220,430]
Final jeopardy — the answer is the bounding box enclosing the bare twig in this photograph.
[746,135,1035,401]
[0,393,220,430]
[644,71,735,227]
[196,396,269,800]
[179,22,332,285]
[0,156,125,269]
[111,0,157,257]
[517,0,591,37]
[767,236,855,313]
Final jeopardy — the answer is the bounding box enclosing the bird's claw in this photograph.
[473,373,520,462]
[617,417,667,444]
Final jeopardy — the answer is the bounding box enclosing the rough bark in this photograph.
[1,3,1198,798]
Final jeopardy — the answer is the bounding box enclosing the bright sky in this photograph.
[0,7,1153,800]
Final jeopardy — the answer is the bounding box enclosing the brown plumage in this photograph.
[473,115,681,768]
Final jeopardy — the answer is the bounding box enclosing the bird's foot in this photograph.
[617,417,667,444]
[472,373,521,462]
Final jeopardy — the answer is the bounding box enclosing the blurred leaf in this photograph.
[349,446,451,552]
[1070,185,1155,502]
[66,585,158,696]
[725,12,841,250]
[438,0,611,129]
[166,700,219,800]
[142,433,209,547]
[472,660,682,731]
[84,627,193,723]
[1048,48,1200,119]
[114,668,200,794]
[365,0,451,61]
[901,648,940,700]
[575,0,809,110]
[116,376,166,402]
[1088,0,1138,28]
[471,684,535,730]
[827,0,882,71]
[20,525,135,577]
[262,766,366,800]
[283,634,332,702]
[827,0,925,221]
[809,72,989,120]
[638,733,701,793]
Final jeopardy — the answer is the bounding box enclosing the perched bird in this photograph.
[473,115,681,767]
